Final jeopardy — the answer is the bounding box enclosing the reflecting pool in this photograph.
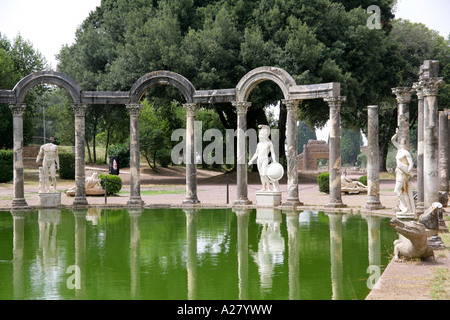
[0,208,397,300]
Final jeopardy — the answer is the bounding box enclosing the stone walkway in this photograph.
[1,167,449,300]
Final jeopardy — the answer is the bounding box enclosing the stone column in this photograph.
[72,104,89,207]
[282,99,303,206]
[448,110,450,192]
[126,104,144,207]
[392,87,414,149]
[9,104,29,209]
[439,111,449,193]
[232,101,252,205]
[413,82,425,212]
[183,103,200,204]
[421,76,443,208]
[324,96,347,208]
[365,106,384,210]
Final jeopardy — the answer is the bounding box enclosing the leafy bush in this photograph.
[317,172,329,194]
[98,173,122,195]
[58,152,75,179]
[358,175,368,186]
[108,144,130,169]
[0,150,13,183]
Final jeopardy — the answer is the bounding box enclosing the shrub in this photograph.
[59,152,75,180]
[358,175,368,186]
[0,150,14,183]
[317,172,330,194]
[98,173,122,195]
[108,144,130,169]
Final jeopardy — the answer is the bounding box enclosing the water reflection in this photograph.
[2,208,396,300]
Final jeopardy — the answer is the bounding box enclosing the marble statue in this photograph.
[66,172,104,196]
[341,171,367,193]
[391,128,416,217]
[249,125,280,192]
[36,143,59,193]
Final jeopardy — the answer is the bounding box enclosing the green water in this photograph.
[0,208,397,300]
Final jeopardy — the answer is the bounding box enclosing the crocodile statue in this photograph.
[390,218,434,261]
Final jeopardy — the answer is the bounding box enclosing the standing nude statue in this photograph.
[391,128,415,216]
[248,125,279,192]
[36,143,59,193]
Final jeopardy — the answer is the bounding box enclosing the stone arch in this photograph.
[13,71,82,103]
[235,66,297,102]
[129,70,196,104]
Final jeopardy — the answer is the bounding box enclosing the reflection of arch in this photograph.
[13,71,82,103]
[129,70,196,103]
[235,66,296,102]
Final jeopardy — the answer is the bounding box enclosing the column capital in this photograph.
[183,103,200,117]
[324,96,346,109]
[9,103,27,116]
[420,77,444,96]
[72,104,88,117]
[391,87,414,104]
[126,103,143,116]
[281,99,301,111]
[232,101,251,115]
[412,82,424,99]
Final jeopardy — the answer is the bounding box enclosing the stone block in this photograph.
[256,192,282,207]
[39,192,61,207]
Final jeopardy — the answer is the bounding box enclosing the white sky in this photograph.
[0,0,448,141]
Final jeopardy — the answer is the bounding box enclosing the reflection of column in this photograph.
[329,213,344,300]
[438,111,449,193]
[72,104,88,207]
[129,208,142,299]
[392,87,414,149]
[11,210,25,299]
[282,100,303,206]
[324,97,347,208]
[421,76,443,207]
[185,209,198,300]
[183,104,200,204]
[234,208,250,300]
[365,106,384,210]
[364,215,381,268]
[413,82,425,212]
[285,210,300,300]
[232,101,252,205]
[9,104,29,208]
[126,104,144,207]
[73,209,87,298]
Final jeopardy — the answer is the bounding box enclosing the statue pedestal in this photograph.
[39,192,61,207]
[256,191,282,207]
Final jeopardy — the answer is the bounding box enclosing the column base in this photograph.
[326,201,347,208]
[127,197,144,207]
[233,198,252,206]
[364,203,385,210]
[416,202,425,214]
[12,198,30,209]
[73,197,88,207]
[281,199,304,207]
[182,197,200,205]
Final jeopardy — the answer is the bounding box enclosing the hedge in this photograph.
[59,152,76,180]
[317,172,330,194]
[0,150,14,183]
[358,175,368,186]
[98,173,122,195]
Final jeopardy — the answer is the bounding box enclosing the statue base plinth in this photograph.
[256,191,282,207]
[39,192,61,207]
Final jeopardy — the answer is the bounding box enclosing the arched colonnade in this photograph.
[0,67,346,209]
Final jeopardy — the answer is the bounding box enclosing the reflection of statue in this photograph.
[36,143,59,193]
[249,125,280,192]
[391,128,415,216]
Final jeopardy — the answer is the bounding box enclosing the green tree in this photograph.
[341,128,362,166]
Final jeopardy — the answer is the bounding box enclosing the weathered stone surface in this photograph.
[255,192,282,207]
[126,104,144,207]
[39,192,61,207]
[297,140,328,171]
[183,103,200,204]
